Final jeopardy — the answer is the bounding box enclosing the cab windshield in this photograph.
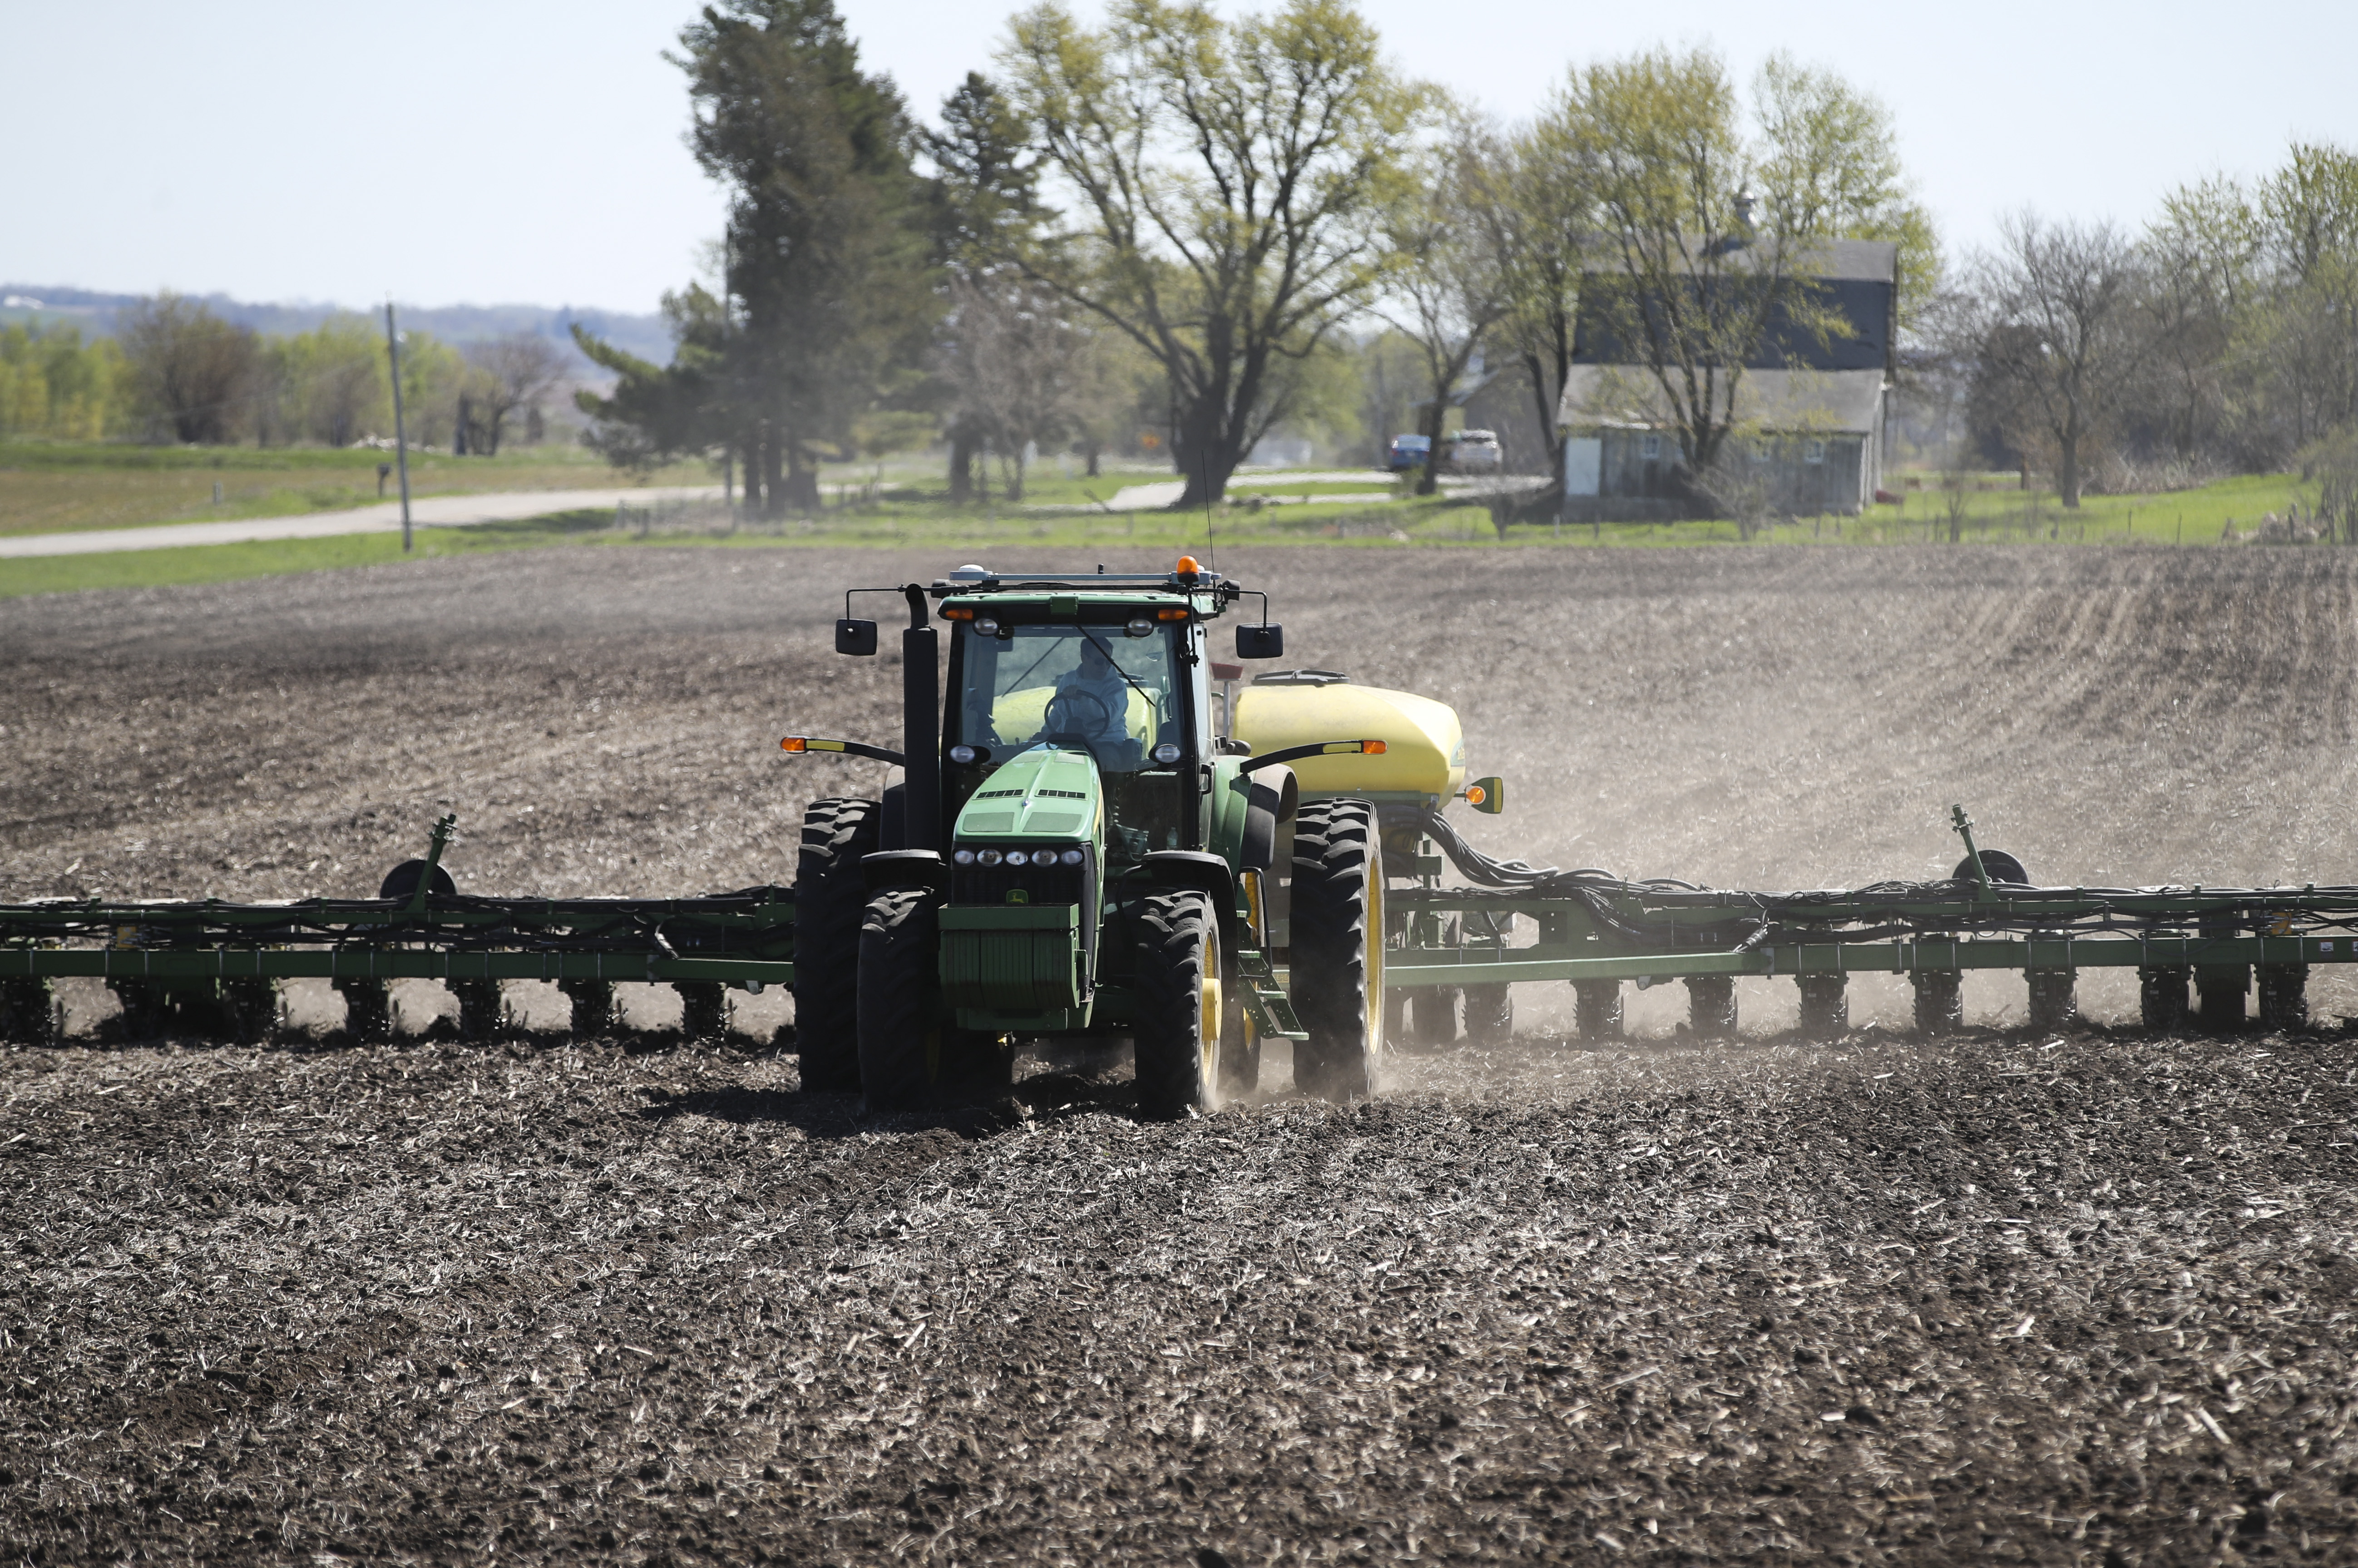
[955,623,1178,775]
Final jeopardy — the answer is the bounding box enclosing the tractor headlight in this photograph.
[1151,742,1182,765]
[1004,849,1029,866]
[1059,848,1084,866]
[978,849,1004,867]
[953,848,976,866]
[974,617,1001,637]
[1124,615,1153,638]
[949,743,976,764]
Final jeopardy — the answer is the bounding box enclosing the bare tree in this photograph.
[937,272,1091,500]
[1961,213,2150,508]
[459,334,568,455]
[118,293,260,445]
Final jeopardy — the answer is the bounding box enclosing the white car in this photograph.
[1441,429,1503,475]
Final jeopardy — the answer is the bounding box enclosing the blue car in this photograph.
[1386,433,1431,471]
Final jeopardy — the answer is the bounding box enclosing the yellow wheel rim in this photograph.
[1199,924,1222,1104]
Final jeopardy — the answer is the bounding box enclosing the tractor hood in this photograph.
[953,745,1102,842]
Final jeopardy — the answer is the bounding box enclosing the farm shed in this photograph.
[1556,365,1891,517]
[1556,237,1898,519]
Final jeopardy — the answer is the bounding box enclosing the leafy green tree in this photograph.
[0,323,127,440]
[574,286,735,475]
[674,0,937,514]
[2136,178,2261,462]
[267,315,391,447]
[2252,143,2358,452]
[118,293,261,444]
[1004,0,1430,505]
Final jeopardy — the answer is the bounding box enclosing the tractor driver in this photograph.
[1045,635,1139,765]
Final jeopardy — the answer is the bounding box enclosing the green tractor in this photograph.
[782,559,1387,1116]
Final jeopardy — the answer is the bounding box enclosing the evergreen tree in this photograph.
[673,0,936,513]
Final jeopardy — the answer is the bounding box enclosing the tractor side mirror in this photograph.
[1235,623,1283,659]
[835,618,878,656]
[1467,776,1506,815]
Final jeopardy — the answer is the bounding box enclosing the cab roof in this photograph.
[929,563,1244,618]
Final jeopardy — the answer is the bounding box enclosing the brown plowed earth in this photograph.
[6,544,2358,1565]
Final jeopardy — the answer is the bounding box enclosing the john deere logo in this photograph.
[1006,889,1030,904]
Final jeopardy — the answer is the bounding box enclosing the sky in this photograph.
[5,0,2351,318]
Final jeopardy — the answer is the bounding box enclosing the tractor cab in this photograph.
[943,589,1209,867]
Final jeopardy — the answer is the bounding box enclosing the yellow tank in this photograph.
[1232,675,1467,802]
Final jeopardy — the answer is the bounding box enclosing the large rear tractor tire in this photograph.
[1288,799,1384,1101]
[856,890,944,1113]
[795,797,882,1093]
[1133,890,1226,1118]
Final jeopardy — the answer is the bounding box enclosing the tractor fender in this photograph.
[1145,851,1234,907]
[1240,767,1297,872]
[862,849,948,897]
[1210,761,1296,870]
[1147,850,1251,955]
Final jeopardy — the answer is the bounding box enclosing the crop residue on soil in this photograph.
[7,544,2358,1562]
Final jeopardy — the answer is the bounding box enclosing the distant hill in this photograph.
[0,284,675,371]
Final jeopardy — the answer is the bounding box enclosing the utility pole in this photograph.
[384,301,414,552]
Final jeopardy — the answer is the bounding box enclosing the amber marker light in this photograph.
[781,737,806,752]
[1157,607,1189,620]
[942,607,975,619]
[1175,555,1200,574]
[1464,782,1487,806]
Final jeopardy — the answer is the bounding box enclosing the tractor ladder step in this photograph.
[1234,950,1308,1042]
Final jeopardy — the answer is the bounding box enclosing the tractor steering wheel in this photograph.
[1042,686,1117,743]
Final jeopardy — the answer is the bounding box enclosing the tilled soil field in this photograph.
[6,544,2358,1564]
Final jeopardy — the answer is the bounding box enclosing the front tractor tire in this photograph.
[856,890,944,1113]
[1133,890,1230,1118]
[1289,798,1384,1101]
[794,797,882,1093]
